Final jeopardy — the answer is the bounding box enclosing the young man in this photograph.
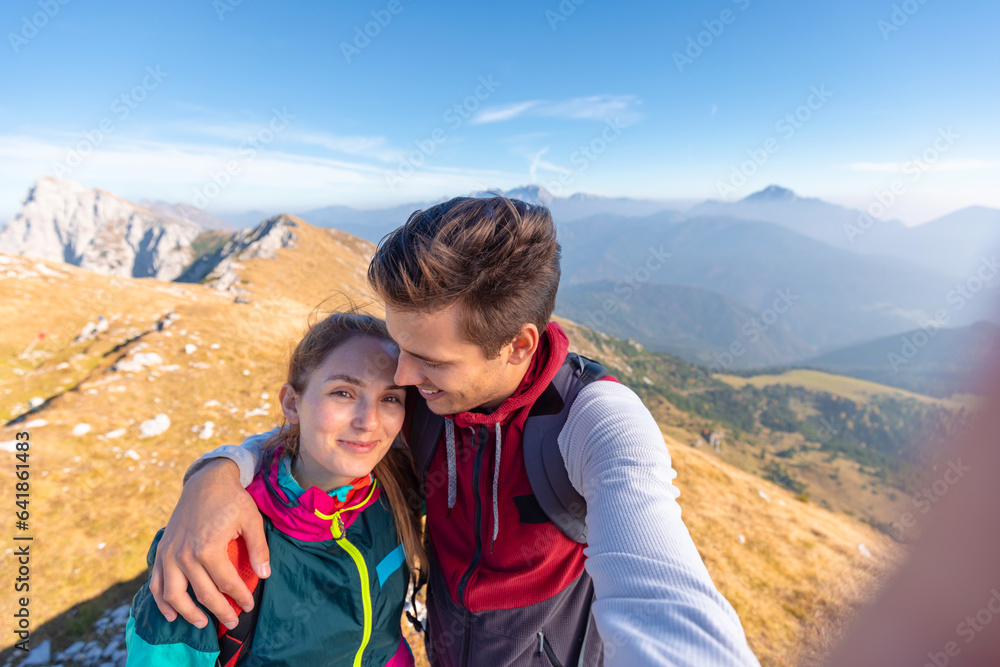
[151,196,760,666]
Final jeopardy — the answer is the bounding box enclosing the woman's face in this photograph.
[280,336,405,492]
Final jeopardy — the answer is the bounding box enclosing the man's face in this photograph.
[385,303,515,415]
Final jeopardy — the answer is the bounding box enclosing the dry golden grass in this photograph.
[664,437,903,665]
[0,229,905,664]
[716,369,977,411]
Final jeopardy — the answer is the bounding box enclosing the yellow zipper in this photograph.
[315,479,378,667]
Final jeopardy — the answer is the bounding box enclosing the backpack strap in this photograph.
[216,536,267,666]
[406,353,607,543]
[523,353,607,544]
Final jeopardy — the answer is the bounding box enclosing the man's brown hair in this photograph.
[368,196,561,358]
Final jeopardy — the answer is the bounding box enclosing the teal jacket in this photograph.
[126,448,413,666]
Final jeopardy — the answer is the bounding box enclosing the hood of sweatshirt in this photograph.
[451,321,569,429]
[247,447,381,542]
[440,321,569,549]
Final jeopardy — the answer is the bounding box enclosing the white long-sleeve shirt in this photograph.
[185,380,760,666]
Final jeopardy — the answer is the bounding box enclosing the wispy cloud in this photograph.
[471,95,642,125]
[471,101,541,125]
[0,133,524,214]
[164,122,402,163]
[849,159,1000,173]
[288,132,403,163]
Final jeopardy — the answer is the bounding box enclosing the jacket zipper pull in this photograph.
[538,630,544,654]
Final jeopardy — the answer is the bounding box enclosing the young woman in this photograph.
[126,311,424,666]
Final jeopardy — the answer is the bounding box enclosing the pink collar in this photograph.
[247,448,381,542]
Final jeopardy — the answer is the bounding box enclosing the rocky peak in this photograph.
[0,178,202,280]
[177,214,300,291]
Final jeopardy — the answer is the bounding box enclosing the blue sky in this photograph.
[1,0,997,224]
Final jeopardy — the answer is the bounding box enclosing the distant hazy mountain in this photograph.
[213,209,286,230]
[556,281,814,369]
[502,185,688,221]
[556,211,973,354]
[862,205,1000,280]
[291,185,687,243]
[799,321,1000,397]
[138,199,235,231]
[0,178,203,280]
[688,185,911,257]
[687,185,1000,279]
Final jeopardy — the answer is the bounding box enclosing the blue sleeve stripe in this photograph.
[125,615,220,667]
[376,544,406,588]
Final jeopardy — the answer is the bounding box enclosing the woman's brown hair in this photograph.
[263,309,425,579]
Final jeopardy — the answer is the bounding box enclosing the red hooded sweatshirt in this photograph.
[422,321,589,612]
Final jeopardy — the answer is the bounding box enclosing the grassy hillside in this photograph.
[555,280,814,368]
[0,227,908,666]
[795,321,1000,399]
[716,369,978,411]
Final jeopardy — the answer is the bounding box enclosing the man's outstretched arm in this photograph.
[559,381,760,667]
[151,430,276,629]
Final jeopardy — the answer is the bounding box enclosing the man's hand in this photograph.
[149,458,270,630]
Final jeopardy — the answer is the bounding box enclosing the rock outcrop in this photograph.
[0,178,203,280]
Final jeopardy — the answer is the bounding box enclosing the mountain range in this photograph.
[2,177,997,395]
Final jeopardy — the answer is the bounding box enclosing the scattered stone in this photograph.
[56,361,70,370]
[757,488,771,502]
[139,413,171,438]
[97,542,106,549]
[0,441,20,452]
[23,418,48,428]
[124,449,141,461]
[72,423,92,436]
[105,429,126,438]
[20,639,51,665]
[114,351,164,373]
[210,343,221,349]
[737,534,746,544]
[858,543,872,558]
[242,369,250,375]
[184,343,197,354]
[204,399,220,408]
[29,396,44,408]
[199,421,215,439]
[261,392,269,400]
[245,407,269,418]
